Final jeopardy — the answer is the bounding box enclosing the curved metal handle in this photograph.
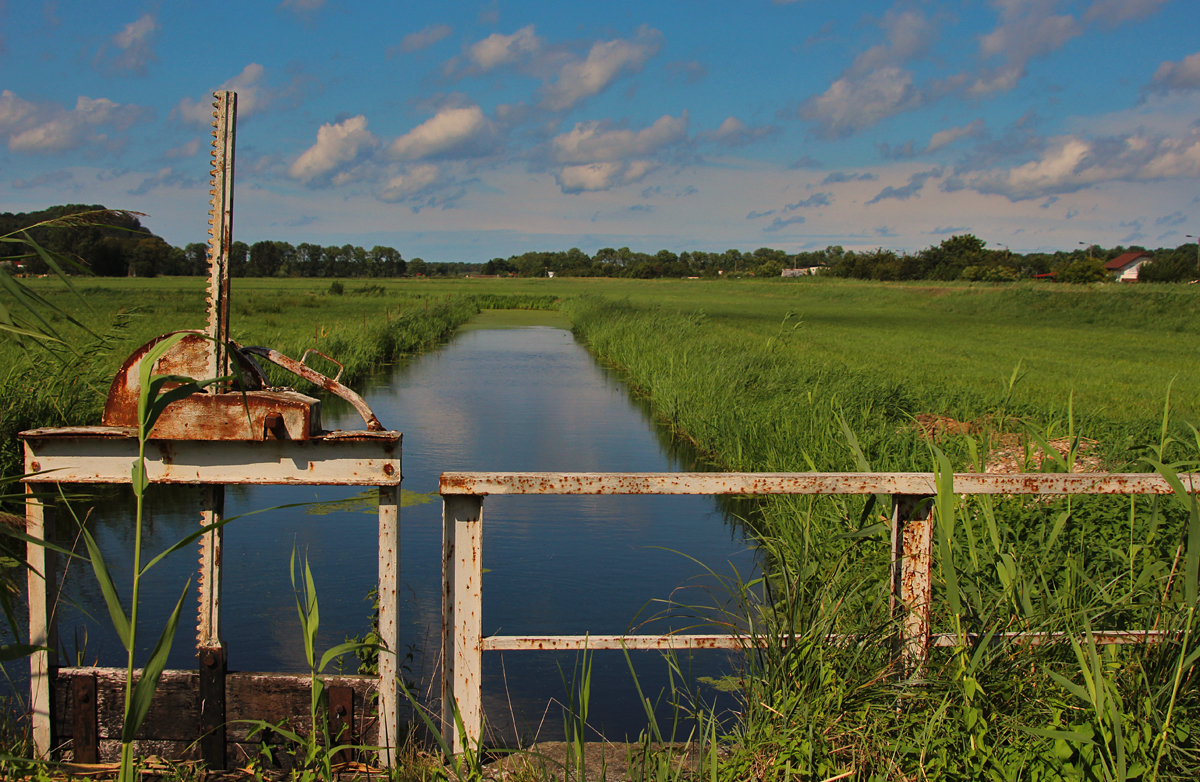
[300,348,344,383]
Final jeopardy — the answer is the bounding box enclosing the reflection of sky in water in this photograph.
[44,325,754,743]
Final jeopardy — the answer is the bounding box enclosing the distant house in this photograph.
[1105,251,1152,282]
[781,267,821,277]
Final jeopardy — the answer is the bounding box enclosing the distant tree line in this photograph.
[4,205,1197,283]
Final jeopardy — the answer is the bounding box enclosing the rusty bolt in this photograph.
[383,464,395,476]
[29,462,40,473]
[202,650,218,668]
[335,704,347,717]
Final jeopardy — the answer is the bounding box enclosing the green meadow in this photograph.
[4,274,1200,779]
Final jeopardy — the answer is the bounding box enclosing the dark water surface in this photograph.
[48,315,754,743]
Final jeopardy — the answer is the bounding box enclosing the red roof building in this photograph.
[1105,251,1152,282]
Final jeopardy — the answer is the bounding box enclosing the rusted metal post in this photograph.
[377,484,400,767]
[442,494,483,755]
[198,645,226,769]
[198,485,225,648]
[71,673,98,763]
[328,685,355,764]
[25,482,57,758]
[891,494,934,675]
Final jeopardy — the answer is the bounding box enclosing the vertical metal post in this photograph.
[71,674,98,764]
[25,482,57,758]
[377,484,400,767]
[891,494,934,675]
[198,485,227,769]
[442,495,483,755]
[328,686,355,765]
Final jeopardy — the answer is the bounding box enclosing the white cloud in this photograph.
[1146,52,1200,94]
[97,13,159,76]
[801,67,923,139]
[279,0,324,15]
[970,129,1200,200]
[926,119,987,153]
[967,0,1081,97]
[387,105,498,160]
[1083,0,1170,26]
[396,24,454,54]
[164,138,200,159]
[550,113,688,164]
[172,63,309,126]
[289,115,379,185]
[468,25,541,70]
[798,10,935,138]
[540,26,663,111]
[0,90,144,153]
[556,160,656,193]
[697,117,781,147]
[379,164,443,202]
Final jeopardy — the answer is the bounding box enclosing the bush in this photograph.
[1053,258,1108,284]
[327,280,345,295]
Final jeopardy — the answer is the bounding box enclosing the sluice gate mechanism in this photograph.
[20,91,404,769]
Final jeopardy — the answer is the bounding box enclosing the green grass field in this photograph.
[5,274,1200,779]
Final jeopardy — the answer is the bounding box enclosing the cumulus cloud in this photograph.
[393,24,453,55]
[878,139,918,160]
[1156,211,1186,227]
[799,9,934,138]
[96,13,159,76]
[866,167,943,204]
[164,138,200,159]
[556,160,656,193]
[967,0,1081,97]
[787,155,822,170]
[0,90,145,153]
[784,192,831,210]
[387,105,499,160]
[379,164,444,202]
[746,209,775,219]
[469,25,541,70]
[802,67,924,139]
[926,119,987,153]
[666,59,706,84]
[969,129,1200,200]
[763,215,806,232]
[697,116,780,147]
[821,170,878,184]
[173,63,313,126]
[549,113,687,164]
[1145,52,1200,95]
[539,26,662,111]
[11,169,74,190]
[289,115,380,185]
[1084,0,1170,26]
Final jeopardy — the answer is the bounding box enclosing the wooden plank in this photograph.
[439,471,1200,497]
[442,495,483,755]
[25,481,56,759]
[20,432,401,486]
[377,484,400,768]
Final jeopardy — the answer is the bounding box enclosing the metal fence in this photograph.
[438,470,1194,753]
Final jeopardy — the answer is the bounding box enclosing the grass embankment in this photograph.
[561,282,1200,780]
[0,277,557,482]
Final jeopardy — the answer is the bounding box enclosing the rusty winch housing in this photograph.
[102,331,382,440]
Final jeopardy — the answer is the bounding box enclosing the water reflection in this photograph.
[41,318,755,744]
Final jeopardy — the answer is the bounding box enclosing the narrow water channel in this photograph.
[48,311,754,744]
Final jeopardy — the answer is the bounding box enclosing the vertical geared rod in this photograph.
[206,91,237,388]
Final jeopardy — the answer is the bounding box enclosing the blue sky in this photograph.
[1,0,1198,261]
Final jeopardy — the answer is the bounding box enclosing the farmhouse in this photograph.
[1105,250,1152,281]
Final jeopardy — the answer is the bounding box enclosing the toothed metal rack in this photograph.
[21,91,405,770]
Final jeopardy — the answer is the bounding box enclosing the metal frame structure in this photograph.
[22,427,403,767]
[439,470,1198,753]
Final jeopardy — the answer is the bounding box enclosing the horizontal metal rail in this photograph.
[440,471,1197,496]
[440,471,1197,754]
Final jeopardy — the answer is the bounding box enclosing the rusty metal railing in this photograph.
[438,470,1195,753]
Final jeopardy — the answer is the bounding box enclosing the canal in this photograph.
[51,309,755,744]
